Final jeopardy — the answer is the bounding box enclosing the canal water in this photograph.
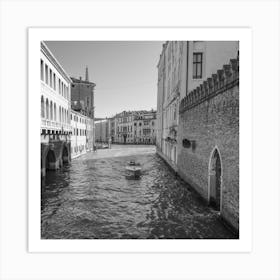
[41,145,238,239]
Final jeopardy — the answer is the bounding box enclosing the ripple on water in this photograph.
[41,149,238,239]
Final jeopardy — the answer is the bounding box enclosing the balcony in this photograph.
[41,118,72,131]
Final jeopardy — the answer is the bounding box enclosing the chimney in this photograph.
[85,66,89,82]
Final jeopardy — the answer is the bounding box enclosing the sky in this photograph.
[45,41,164,118]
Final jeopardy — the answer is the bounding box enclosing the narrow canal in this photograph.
[41,145,238,239]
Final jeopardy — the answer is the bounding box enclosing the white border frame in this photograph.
[28,27,252,253]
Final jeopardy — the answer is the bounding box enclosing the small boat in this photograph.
[125,161,141,179]
[102,144,109,149]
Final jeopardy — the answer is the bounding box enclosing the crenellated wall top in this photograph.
[179,54,239,114]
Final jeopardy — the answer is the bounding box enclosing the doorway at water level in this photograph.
[208,148,222,211]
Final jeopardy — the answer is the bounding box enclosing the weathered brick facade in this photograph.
[178,56,239,231]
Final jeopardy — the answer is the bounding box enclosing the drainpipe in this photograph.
[186,41,189,96]
[161,50,165,152]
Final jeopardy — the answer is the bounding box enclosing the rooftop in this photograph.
[71,77,96,86]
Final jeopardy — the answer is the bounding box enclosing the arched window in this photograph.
[50,101,53,120]
[54,103,57,121]
[46,99,49,119]
[41,96,45,118]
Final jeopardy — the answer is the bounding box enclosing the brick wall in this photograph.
[177,56,239,231]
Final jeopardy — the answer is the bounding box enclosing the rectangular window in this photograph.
[53,73,56,90]
[40,60,44,81]
[49,69,52,88]
[45,64,48,84]
[193,52,203,79]
[59,79,61,94]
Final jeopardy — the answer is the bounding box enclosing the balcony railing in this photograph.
[41,118,71,131]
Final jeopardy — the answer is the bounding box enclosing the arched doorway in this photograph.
[45,149,56,171]
[208,148,222,211]
[62,145,69,164]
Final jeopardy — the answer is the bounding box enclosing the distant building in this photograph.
[95,119,110,143]
[133,110,157,144]
[111,110,156,144]
[114,111,134,144]
[109,117,117,143]
[40,41,72,177]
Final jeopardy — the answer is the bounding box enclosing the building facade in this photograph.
[41,43,97,174]
[71,68,96,152]
[186,41,239,92]
[156,49,165,151]
[71,110,89,158]
[156,41,240,231]
[157,41,186,168]
[178,54,239,231]
[111,110,156,144]
[114,111,134,144]
[157,41,239,167]
[133,110,157,144]
[40,42,72,177]
[109,117,117,143]
[95,119,110,143]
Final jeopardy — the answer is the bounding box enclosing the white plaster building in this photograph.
[70,110,89,158]
[95,119,110,143]
[186,41,239,92]
[40,41,72,176]
[159,41,185,168]
[41,42,72,136]
[156,41,239,171]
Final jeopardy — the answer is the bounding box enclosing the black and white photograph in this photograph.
[2,0,280,279]
[40,40,239,240]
